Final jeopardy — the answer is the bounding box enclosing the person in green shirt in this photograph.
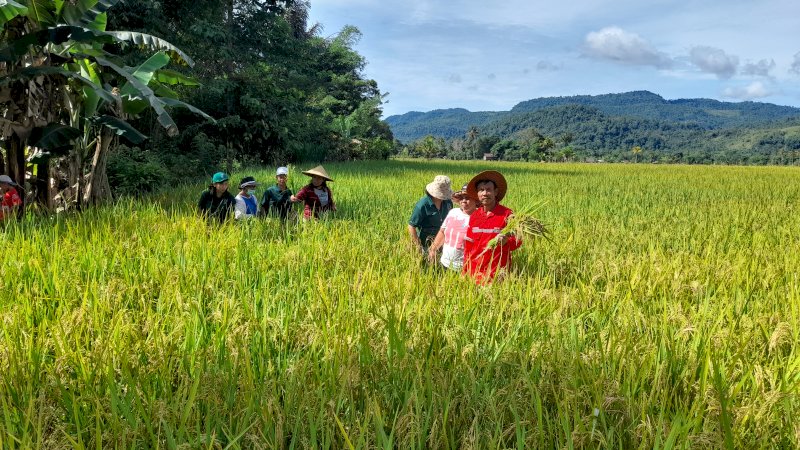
[408,175,453,256]
[261,166,294,219]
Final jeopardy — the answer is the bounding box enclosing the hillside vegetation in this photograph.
[386,91,800,164]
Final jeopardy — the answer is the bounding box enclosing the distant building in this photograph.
[483,153,496,161]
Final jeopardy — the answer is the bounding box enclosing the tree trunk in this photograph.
[69,143,84,211]
[35,158,52,209]
[0,143,5,174]
[84,127,115,205]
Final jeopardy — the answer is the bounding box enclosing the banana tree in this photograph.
[1,0,213,210]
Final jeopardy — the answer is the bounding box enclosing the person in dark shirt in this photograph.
[261,166,294,220]
[408,175,453,256]
[197,172,236,223]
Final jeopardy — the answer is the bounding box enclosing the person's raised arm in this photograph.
[290,186,307,203]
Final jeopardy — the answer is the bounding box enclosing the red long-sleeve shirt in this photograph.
[462,203,522,284]
[295,184,336,219]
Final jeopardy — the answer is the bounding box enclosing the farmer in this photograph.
[462,170,522,283]
[427,184,478,271]
[197,172,236,223]
[262,166,294,219]
[0,175,22,221]
[408,175,453,256]
[291,165,336,220]
[234,176,260,220]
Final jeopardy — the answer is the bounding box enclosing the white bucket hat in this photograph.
[426,175,453,200]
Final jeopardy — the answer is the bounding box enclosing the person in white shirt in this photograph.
[234,176,260,220]
[427,184,478,270]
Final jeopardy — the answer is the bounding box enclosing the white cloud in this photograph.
[741,59,775,77]
[689,46,739,79]
[583,27,673,69]
[791,51,800,75]
[722,81,774,100]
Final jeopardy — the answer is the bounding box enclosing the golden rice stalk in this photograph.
[486,202,551,250]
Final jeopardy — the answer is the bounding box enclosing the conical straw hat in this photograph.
[302,165,333,182]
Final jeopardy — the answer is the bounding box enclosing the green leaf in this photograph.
[0,65,115,104]
[119,52,170,116]
[150,80,178,99]
[60,0,119,30]
[0,0,28,27]
[153,69,200,87]
[93,115,147,144]
[160,97,216,123]
[24,0,55,26]
[77,59,101,117]
[29,123,81,151]
[129,52,170,87]
[93,56,178,136]
[105,31,195,67]
[86,11,106,31]
[0,26,115,63]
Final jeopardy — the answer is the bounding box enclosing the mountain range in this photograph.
[384,91,800,163]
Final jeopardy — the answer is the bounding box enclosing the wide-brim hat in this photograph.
[302,165,333,182]
[467,170,507,202]
[0,175,17,187]
[426,175,453,200]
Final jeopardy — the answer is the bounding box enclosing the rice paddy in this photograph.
[1,159,799,448]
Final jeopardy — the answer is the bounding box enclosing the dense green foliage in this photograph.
[387,91,800,164]
[104,1,395,184]
[511,90,800,127]
[2,160,799,448]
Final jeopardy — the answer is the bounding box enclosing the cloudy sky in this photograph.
[308,0,800,117]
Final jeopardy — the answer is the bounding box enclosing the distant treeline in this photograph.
[388,91,800,165]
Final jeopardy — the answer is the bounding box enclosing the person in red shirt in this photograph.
[291,165,336,220]
[0,175,22,221]
[462,170,522,284]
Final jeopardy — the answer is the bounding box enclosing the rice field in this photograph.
[1,159,799,449]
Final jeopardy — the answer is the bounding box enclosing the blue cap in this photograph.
[212,172,229,183]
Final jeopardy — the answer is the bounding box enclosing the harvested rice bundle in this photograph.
[486,202,551,250]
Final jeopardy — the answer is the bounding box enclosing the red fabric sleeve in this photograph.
[295,186,309,201]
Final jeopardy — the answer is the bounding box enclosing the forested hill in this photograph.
[385,91,800,147]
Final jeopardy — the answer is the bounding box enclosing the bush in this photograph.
[108,146,170,196]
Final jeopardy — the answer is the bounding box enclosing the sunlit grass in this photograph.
[1,160,799,448]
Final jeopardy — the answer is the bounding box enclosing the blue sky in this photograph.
[308,0,800,117]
